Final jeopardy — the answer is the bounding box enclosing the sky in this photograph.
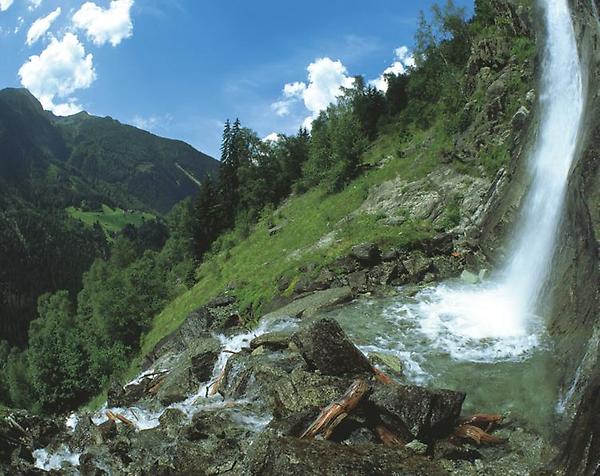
[0,0,473,158]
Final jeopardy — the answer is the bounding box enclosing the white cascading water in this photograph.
[411,0,584,362]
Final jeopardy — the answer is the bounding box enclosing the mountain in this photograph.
[0,88,219,213]
[0,88,219,346]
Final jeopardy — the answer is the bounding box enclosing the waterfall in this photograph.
[409,0,584,362]
[501,0,584,318]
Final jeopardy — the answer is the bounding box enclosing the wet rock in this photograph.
[460,269,480,285]
[271,368,351,418]
[250,331,292,351]
[402,251,434,282]
[369,352,404,378]
[243,431,448,476]
[351,243,381,266]
[189,338,221,382]
[381,248,399,261]
[368,263,400,287]
[370,381,465,442]
[261,287,353,320]
[433,439,482,462]
[220,350,305,404]
[292,318,373,377]
[511,105,530,130]
[347,270,368,292]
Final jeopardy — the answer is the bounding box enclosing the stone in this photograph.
[368,263,400,287]
[402,251,433,282]
[405,440,429,455]
[478,268,489,281]
[460,270,480,284]
[370,381,465,442]
[512,105,530,130]
[243,431,448,476]
[250,331,292,351]
[381,249,399,261]
[369,352,404,377]
[272,368,351,418]
[291,318,373,377]
[261,287,354,320]
[350,243,381,266]
[347,270,368,291]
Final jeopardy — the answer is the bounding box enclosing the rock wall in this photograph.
[553,0,600,473]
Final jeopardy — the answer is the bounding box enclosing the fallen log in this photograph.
[458,413,503,432]
[106,410,135,428]
[301,379,369,440]
[375,424,406,447]
[452,424,505,445]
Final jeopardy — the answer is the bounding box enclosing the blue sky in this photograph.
[0,0,472,158]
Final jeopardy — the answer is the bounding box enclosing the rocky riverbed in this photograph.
[1,289,559,475]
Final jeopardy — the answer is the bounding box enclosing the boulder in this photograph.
[460,270,480,285]
[271,368,351,418]
[250,331,292,351]
[243,431,447,476]
[291,318,373,377]
[261,287,354,320]
[402,251,433,282]
[370,381,465,442]
[351,242,381,266]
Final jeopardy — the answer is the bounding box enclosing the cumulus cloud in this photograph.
[0,0,13,12]
[73,0,134,47]
[26,7,61,46]
[263,132,280,143]
[28,0,43,11]
[18,33,96,115]
[370,46,415,92]
[272,57,355,129]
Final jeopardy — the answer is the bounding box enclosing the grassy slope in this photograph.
[134,123,453,370]
[66,204,155,239]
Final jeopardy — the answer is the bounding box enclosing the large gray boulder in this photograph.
[370,381,465,442]
[291,318,373,377]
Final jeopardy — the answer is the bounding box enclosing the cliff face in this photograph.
[552,0,600,472]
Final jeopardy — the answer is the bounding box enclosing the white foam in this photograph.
[33,446,80,472]
[92,315,298,431]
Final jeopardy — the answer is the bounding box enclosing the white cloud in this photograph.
[272,57,355,129]
[370,46,415,92]
[283,81,306,98]
[18,33,96,115]
[14,16,23,33]
[0,0,13,12]
[28,0,43,11]
[131,113,173,132]
[271,99,293,117]
[263,132,280,143]
[27,7,61,46]
[72,0,134,47]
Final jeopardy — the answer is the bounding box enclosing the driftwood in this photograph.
[301,379,369,440]
[458,413,503,432]
[147,375,167,396]
[375,424,406,447]
[452,413,505,445]
[106,410,135,428]
[452,424,505,445]
[372,367,394,385]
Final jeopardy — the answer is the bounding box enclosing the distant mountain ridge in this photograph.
[0,87,218,346]
[0,88,218,213]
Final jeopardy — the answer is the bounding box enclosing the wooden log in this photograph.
[452,424,505,445]
[375,424,406,447]
[300,379,369,440]
[106,410,135,428]
[458,414,503,432]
